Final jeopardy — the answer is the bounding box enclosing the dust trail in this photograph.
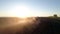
[0,17,39,34]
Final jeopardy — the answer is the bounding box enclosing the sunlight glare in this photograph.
[10,5,32,18]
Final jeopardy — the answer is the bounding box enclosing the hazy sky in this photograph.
[0,0,60,17]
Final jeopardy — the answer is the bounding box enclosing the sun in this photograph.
[10,5,32,18]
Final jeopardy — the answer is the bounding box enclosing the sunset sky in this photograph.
[0,0,60,17]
